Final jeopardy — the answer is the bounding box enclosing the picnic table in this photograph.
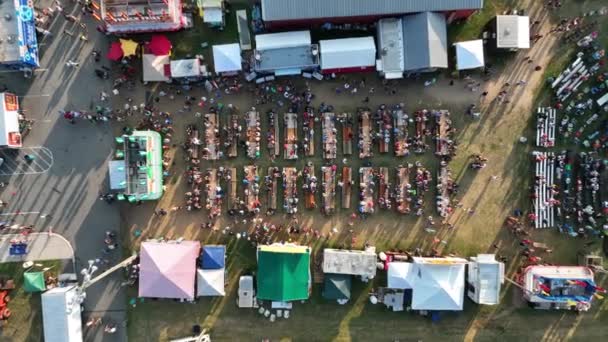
[226,111,240,158]
[284,113,298,160]
[396,165,412,214]
[378,167,391,210]
[358,111,373,158]
[359,167,375,214]
[303,108,315,157]
[321,165,336,214]
[341,113,353,156]
[342,167,352,209]
[245,110,261,159]
[322,112,337,160]
[203,113,220,160]
[266,167,280,211]
[304,165,317,209]
[267,110,280,157]
[393,109,409,157]
[244,165,260,213]
[283,167,298,213]
[378,109,392,154]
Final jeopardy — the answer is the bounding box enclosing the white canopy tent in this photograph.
[255,30,311,50]
[142,54,170,82]
[41,286,83,342]
[410,258,466,311]
[212,43,242,73]
[455,40,485,70]
[197,268,225,296]
[319,37,376,71]
[387,262,414,289]
[386,257,467,311]
[496,15,530,49]
[170,59,202,78]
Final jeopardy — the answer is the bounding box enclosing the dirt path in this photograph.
[452,1,563,340]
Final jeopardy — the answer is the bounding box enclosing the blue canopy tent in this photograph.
[201,245,226,269]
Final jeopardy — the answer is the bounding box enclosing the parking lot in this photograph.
[0,147,53,175]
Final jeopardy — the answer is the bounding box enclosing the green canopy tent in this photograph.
[23,272,46,293]
[256,245,311,302]
[323,273,351,301]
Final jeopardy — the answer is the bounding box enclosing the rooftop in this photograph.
[253,45,319,72]
[322,248,377,278]
[261,0,484,22]
[402,12,448,71]
[0,0,20,63]
[496,15,530,49]
[377,18,404,76]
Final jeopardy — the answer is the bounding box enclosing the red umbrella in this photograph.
[148,35,172,56]
[107,41,124,61]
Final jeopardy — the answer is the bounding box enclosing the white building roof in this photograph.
[41,286,83,342]
[170,59,201,78]
[238,275,255,308]
[0,93,21,147]
[255,30,311,50]
[319,37,376,70]
[467,254,504,305]
[322,248,377,278]
[496,15,530,49]
[197,268,225,296]
[377,18,404,77]
[387,262,414,289]
[213,44,242,73]
[455,39,485,70]
[142,54,170,82]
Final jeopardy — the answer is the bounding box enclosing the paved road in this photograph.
[0,147,54,175]
[0,2,126,341]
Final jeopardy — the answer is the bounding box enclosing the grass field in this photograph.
[123,0,608,340]
[0,260,62,342]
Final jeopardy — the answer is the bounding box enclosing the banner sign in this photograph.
[14,0,39,67]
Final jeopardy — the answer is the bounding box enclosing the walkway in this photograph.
[0,232,74,263]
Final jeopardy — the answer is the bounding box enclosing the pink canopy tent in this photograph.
[138,241,200,300]
[107,41,124,61]
[148,35,172,56]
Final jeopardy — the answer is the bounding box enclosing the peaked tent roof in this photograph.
[24,271,46,292]
[212,44,242,73]
[387,262,415,289]
[410,261,466,311]
[257,245,311,301]
[402,12,448,71]
[455,40,485,70]
[201,245,226,269]
[138,241,200,300]
[197,268,225,296]
[323,273,351,300]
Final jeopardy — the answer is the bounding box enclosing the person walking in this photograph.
[24,154,36,162]
[66,60,79,68]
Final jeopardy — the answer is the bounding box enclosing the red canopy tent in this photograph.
[107,42,124,61]
[148,35,172,56]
